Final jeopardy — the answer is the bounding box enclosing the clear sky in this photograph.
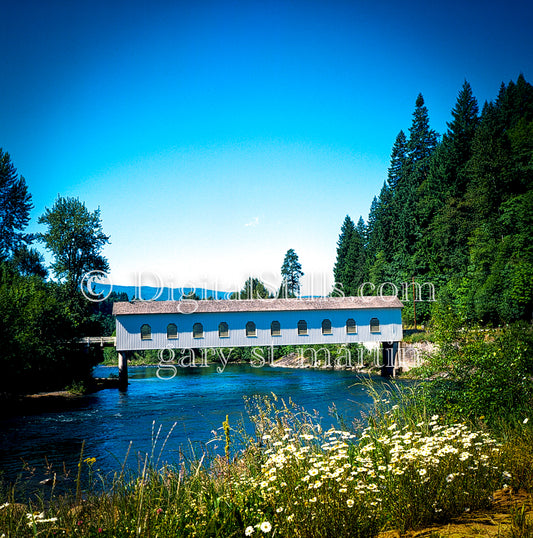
[1,0,532,295]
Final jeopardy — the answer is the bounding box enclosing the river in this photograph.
[0,364,397,494]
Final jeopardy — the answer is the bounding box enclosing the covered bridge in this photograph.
[112,296,403,387]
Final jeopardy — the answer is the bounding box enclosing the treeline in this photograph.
[334,75,533,326]
[0,151,120,394]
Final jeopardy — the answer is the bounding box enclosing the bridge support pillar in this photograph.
[118,351,128,391]
[381,341,399,378]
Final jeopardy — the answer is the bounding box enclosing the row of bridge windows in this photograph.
[140,318,380,340]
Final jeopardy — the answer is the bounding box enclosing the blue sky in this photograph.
[1,0,532,295]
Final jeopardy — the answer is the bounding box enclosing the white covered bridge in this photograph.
[112,296,403,388]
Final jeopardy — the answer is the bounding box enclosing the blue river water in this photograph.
[0,364,398,492]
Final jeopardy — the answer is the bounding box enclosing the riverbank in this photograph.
[1,388,531,537]
[379,488,532,537]
[0,378,120,417]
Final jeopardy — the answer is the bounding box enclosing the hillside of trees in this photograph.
[334,75,533,326]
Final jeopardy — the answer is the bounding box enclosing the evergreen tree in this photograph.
[407,94,438,168]
[456,76,533,323]
[280,248,304,297]
[366,184,393,264]
[387,130,407,191]
[0,150,33,260]
[333,215,355,294]
[334,216,368,295]
[343,217,367,295]
[416,82,479,278]
[396,94,438,275]
[10,246,48,278]
[445,80,480,192]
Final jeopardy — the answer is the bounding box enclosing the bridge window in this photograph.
[219,322,229,338]
[193,323,203,339]
[346,319,356,334]
[271,320,281,336]
[322,319,332,335]
[246,321,257,337]
[370,318,380,333]
[167,323,178,339]
[141,324,152,340]
[297,320,308,336]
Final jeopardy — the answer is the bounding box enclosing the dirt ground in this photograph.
[379,489,533,537]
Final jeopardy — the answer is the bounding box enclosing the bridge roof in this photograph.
[112,296,403,316]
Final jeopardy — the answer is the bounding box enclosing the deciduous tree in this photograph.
[38,196,110,293]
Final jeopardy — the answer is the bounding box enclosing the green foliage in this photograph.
[231,277,272,299]
[0,149,33,260]
[333,215,356,294]
[38,196,110,294]
[414,309,533,425]
[336,75,533,326]
[89,291,129,336]
[333,216,367,295]
[9,245,48,278]
[0,262,97,393]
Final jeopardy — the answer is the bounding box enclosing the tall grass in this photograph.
[2,382,528,537]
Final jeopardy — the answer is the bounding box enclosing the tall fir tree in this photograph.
[342,217,367,295]
[416,81,480,279]
[333,216,355,294]
[394,94,438,275]
[280,248,304,297]
[387,130,407,191]
[0,150,33,260]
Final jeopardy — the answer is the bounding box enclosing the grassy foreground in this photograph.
[0,386,532,538]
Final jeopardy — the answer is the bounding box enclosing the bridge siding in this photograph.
[115,307,403,351]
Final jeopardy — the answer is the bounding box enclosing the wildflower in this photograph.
[347,499,355,508]
[245,526,255,536]
[418,469,427,476]
[524,418,529,424]
[446,474,454,483]
[260,521,272,533]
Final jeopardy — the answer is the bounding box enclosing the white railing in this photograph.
[79,336,116,346]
